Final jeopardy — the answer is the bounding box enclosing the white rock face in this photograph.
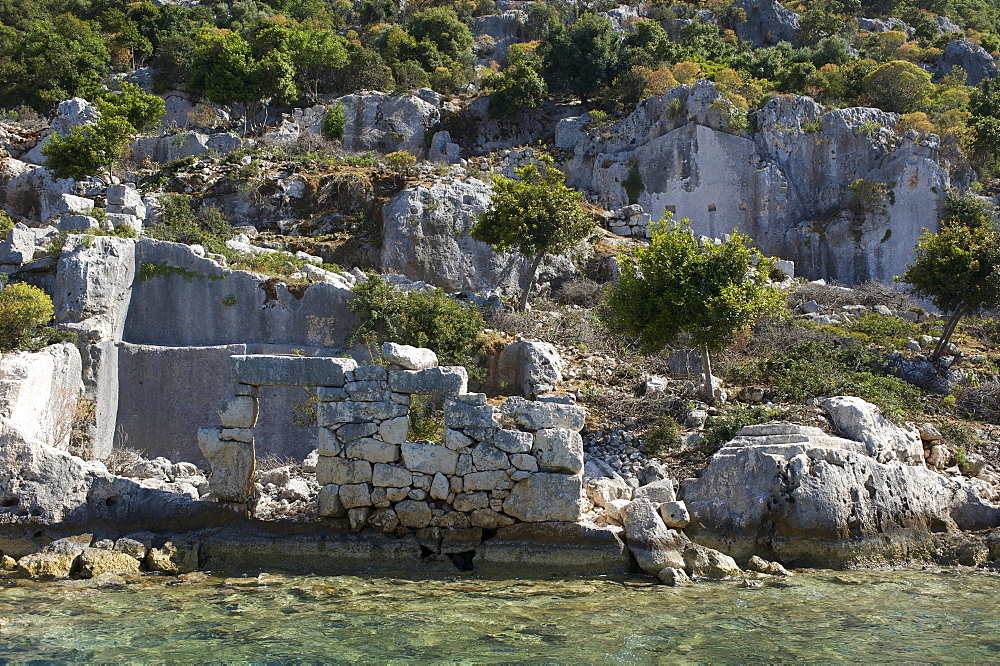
[0,343,83,450]
[131,132,242,164]
[381,342,438,370]
[683,398,1000,566]
[380,175,579,297]
[561,80,949,285]
[338,92,440,156]
[820,396,924,465]
[496,341,564,399]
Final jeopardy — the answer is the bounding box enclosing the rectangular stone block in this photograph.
[379,416,409,445]
[336,423,378,441]
[502,473,583,522]
[533,428,584,474]
[317,484,345,517]
[231,355,357,387]
[388,367,468,396]
[352,365,388,381]
[444,399,498,429]
[500,396,585,431]
[317,400,408,426]
[217,395,258,428]
[372,463,412,487]
[316,457,372,485]
[339,483,373,509]
[401,441,459,475]
[345,381,391,402]
[494,429,533,454]
[463,470,512,491]
[317,387,348,402]
[220,428,254,443]
[197,427,254,503]
[345,438,399,464]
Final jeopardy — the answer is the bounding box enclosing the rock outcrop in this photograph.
[935,39,999,86]
[683,398,1000,566]
[732,0,800,47]
[560,80,949,285]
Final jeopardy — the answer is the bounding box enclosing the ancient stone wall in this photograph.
[198,346,586,540]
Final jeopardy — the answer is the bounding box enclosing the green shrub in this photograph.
[408,394,444,442]
[0,212,14,237]
[0,283,54,352]
[349,276,485,371]
[385,150,417,174]
[845,313,922,347]
[642,416,682,456]
[322,102,346,141]
[148,194,232,253]
[230,251,307,277]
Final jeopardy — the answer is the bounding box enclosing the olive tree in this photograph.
[900,192,1000,362]
[604,218,784,403]
[472,156,595,311]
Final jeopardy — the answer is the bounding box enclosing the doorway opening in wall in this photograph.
[251,385,322,522]
[408,394,445,443]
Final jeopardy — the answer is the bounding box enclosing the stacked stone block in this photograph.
[198,345,587,551]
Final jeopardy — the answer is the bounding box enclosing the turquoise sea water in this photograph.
[1,568,999,662]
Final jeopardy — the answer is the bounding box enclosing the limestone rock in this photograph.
[683,543,741,579]
[395,499,433,528]
[382,342,438,370]
[474,521,630,576]
[532,428,584,474]
[217,396,257,428]
[622,497,689,575]
[471,442,510,471]
[496,341,564,399]
[131,132,242,164]
[338,92,439,155]
[493,429,533,454]
[659,500,691,528]
[657,567,689,586]
[402,441,460,475]
[377,415,409,446]
[145,539,198,575]
[339,483,373,509]
[233,355,356,388]
[936,39,999,86]
[317,484,345,517]
[733,0,800,47]
[501,396,585,431]
[388,367,468,396]
[469,508,515,529]
[79,548,141,578]
[746,555,790,576]
[502,473,583,522]
[198,427,254,502]
[634,478,676,504]
[821,396,923,465]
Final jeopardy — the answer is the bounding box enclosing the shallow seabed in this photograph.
[1,567,999,662]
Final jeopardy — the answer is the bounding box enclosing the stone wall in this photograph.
[198,346,587,543]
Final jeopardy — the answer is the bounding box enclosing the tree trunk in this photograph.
[701,344,715,405]
[518,250,545,312]
[932,303,968,363]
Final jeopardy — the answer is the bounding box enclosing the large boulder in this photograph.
[820,396,924,465]
[732,0,800,47]
[131,132,242,164]
[0,343,82,450]
[472,11,526,66]
[495,340,564,399]
[621,496,688,574]
[682,401,1000,566]
[338,92,440,156]
[936,40,998,86]
[380,175,579,296]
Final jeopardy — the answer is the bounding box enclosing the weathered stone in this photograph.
[683,543,741,579]
[511,470,531,481]
[463,470,513,491]
[345,438,399,464]
[634,478,676,504]
[258,466,292,487]
[622,497,688,575]
[474,522,630,575]
[454,492,490,512]
[379,416,409,445]
[317,387,349,402]
[502,473,583,522]
[586,476,632,507]
[372,463,412,488]
[495,340,564,399]
[382,342,438,370]
[351,365,388,382]
[659,501,690,528]
[440,527,483,553]
[336,423,378,441]
[317,428,342,456]
[231,355,356,387]
[747,555,790,576]
[443,428,473,451]
[385,487,409,502]
[510,453,539,472]
[532,428,584,474]
[456,453,474,476]
[145,539,198,575]
[493,428,533,454]
[657,567,689,586]
[348,506,372,531]
[444,399,499,429]
[401,441,459,475]
[368,507,400,534]
[501,396,585,431]
[198,426,254,503]
[471,442,510,471]
[316,457,372,486]
[339,483,373,509]
[733,0,800,47]
[469,508,515,529]
[317,484,346,517]
[79,548,141,578]
[113,538,148,560]
[317,400,408,425]
[18,550,79,579]
[821,396,923,465]
[345,381,391,402]
[395,499,433,528]
[220,427,253,442]
[389,367,468,396]
[430,472,450,500]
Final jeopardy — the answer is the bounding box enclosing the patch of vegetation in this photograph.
[146,194,232,254]
[230,251,308,277]
[349,276,485,373]
[842,312,924,348]
[136,262,203,282]
[322,102,346,141]
[408,394,444,442]
[642,416,682,456]
[623,163,644,205]
[0,283,54,352]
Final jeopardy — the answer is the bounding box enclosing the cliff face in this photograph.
[560,80,949,284]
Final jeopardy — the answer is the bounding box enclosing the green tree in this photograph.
[0,283,54,352]
[604,218,784,402]
[97,81,166,133]
[861,60,933,113]
[900,192,1000,362]
[472,156,595,311]
[405,7,473,63]
[541,14,623,103]
[484,64,548,119]
[41,115,134,181]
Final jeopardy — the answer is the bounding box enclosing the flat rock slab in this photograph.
[231,355,357,387]
[474,522,630,576]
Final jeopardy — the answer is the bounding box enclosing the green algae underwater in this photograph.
[1,568,999,661]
